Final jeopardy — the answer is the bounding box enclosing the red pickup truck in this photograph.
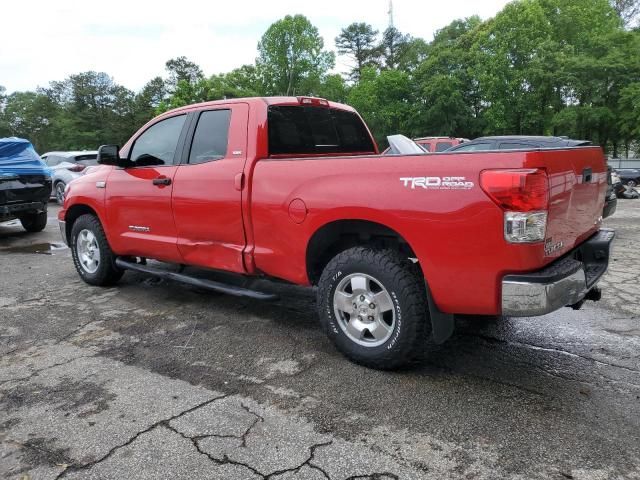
[58,97,614,369]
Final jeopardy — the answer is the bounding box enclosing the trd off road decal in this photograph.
[400,176,474,190]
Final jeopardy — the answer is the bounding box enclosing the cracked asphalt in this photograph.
[1,201,639,480]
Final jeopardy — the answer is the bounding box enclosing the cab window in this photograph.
[130,115,186,166]
[435,142,453,152]
[188,110,231,164]
[268,106,375,155]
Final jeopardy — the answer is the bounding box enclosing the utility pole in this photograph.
[388,0,394,28]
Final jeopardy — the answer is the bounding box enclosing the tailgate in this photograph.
[526,147,607,260]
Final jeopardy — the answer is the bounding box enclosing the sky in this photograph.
[0,0,510,94]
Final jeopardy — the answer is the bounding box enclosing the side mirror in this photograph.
[97,145,121,166]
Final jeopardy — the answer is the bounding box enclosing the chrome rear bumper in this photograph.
[501,229,615,317]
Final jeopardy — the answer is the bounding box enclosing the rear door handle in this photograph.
[152,177,171,186]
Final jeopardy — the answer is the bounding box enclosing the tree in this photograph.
[133,76,167,125]
[379,27,409,70]
[335,23,380,81]
[165,56,204,91]
[0,91,60,151]
[610,0,640,27]
[257,14,334,96]
[347,67,418,146]
[42,71,136,149]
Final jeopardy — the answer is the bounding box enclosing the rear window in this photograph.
[435,142,453,152]
[74,154,97,162]
[268,106,375,156]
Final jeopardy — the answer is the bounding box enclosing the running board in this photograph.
[115,258,278,301]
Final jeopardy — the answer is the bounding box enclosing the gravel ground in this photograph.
[0,201,639,480]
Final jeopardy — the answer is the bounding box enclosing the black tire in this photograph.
[20,211,48,232]
[70,214,123,286]
[317,247,431,370]
[54,181,66,205]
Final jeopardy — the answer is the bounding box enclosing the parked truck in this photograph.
[58,97,614,369]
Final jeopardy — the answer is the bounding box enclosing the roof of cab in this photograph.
[161,96,357,117]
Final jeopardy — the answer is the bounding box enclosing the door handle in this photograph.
[152,177,171,186]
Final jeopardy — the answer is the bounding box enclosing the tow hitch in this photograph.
[570,286,602,310]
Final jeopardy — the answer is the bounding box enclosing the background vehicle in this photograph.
[59,97,613,369]
[445,136,616,219]
[41,151,98,204]
[0,138,51,232]
[414,136,465,152]
[444,135,591,152]
[615,168,640,187]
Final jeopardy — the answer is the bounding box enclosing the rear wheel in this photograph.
[20,211,48,232]
[54,181,66,205]
[70,214,123,286]
[317,247,431,369]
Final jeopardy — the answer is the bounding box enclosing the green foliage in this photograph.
[256,14,334,96]
[165,56,204,91]
[335,23,380,81]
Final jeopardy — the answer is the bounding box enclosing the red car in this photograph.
[58,97,613,369]
[414,136,465,152]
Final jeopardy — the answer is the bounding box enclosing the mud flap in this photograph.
[426,282,455,344]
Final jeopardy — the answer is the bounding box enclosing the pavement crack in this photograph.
[344,474,399,480]
[54,393,229,479]
[265,440,333,479]
[0,355,95,388]
[239,402,265,447]
[465,333,640,375]
[55,319,101,345]
[165,423,266,478]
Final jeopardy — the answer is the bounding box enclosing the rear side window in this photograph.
[451,143,493,152]
[45,156,62,166]
[499,143,536,150]
[74,154,98,166]
[188,110,231,164]
[435,142,453,152]
[130,114,186,166]
[268,106,375,156]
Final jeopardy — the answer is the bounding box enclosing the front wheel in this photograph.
[70,214,123,286]
[20,211,48,232]
[317,247,431,370]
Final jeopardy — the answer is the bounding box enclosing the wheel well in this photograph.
[306,220,418,285]
[65,205,98,240]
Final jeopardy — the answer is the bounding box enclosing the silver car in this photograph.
[41,151,98,204]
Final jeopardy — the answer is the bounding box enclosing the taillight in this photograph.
[480,169,548,211]
[68,164,86,173]
[480,169,549,243]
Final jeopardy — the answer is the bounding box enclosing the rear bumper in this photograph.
[0,201,47,221]
[501,229,615,317]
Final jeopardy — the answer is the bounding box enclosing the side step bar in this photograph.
[115,258,278,301]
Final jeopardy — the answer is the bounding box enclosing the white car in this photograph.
[41,151,98,204]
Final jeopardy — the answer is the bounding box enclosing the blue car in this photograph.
[0,138,52,232]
